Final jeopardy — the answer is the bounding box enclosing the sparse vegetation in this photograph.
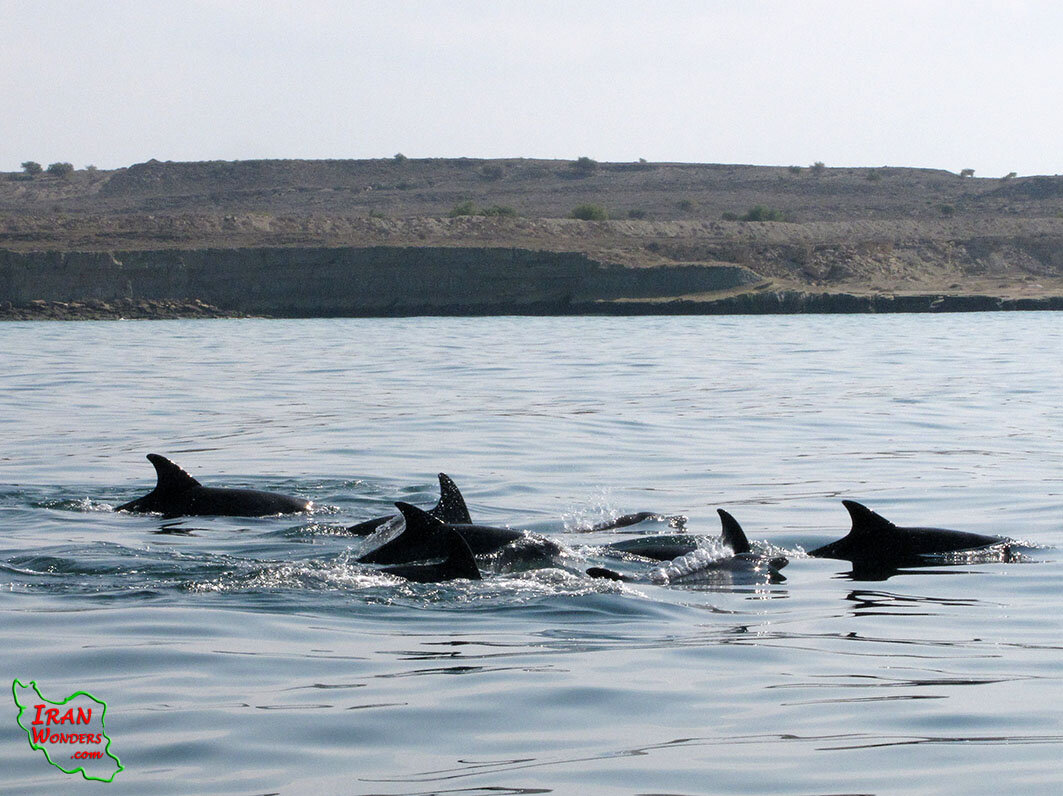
[85,164,97,172]
[21,161,42,176]
[570,156,599,177]
[627,209,647,219]
[676,199,696,212]
[788,165,802,175]
[866,170,882,181]
[570,203,607,220]
[939,203,955,216]
[1003,172,1017,180]
[46,162,74,178]
[721,211,739,221]
[742,205,789,222]
[810,161,826,175]
[960,168,975,178]
[392,153,407,164]
[447,201,517,218]
[478,163,504,181]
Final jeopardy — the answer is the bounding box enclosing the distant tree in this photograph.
[1002,171,1017,180]
[571,203,608,220]
[959,168,975,178]
[810,161,826,175]
[570,156,598,177]
[21,161,42,176]
[84,164,97,172]
[46,162,74,178]
[788,165,802,174]
[392,152,407,164]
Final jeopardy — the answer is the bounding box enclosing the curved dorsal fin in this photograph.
[842,500,896,535]
[395,501,448,538]
[441,529,481,580]
[717,509,751,554]
[147,454,200,493]
[431,473,472,524]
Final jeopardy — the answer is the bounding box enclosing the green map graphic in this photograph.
[12,679,123,782]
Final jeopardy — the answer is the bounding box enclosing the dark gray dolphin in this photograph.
[808,500,1006,565]
[346,473,471,535]
[589,509,787,583]
[116,454,309,517]
[584,512,687,532]
[376,530,481,583]
[358,502,560,565]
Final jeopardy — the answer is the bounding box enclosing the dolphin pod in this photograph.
[113,455,1015,584]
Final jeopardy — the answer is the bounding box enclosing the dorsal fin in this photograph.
[431,473,472,524]
[842,500,896,535]
[717,509,750,554]
[441,529,481,580]
[395,501,449,538]
[147,454,200,493]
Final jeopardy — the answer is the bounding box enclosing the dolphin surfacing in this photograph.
[377,530,482,583]
[115,454,310,517]
[808,500,1005,565]
[346,473,471,535]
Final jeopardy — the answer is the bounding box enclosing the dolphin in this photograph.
[588,509,787,583]
[584,512,687,532]
[376,529,482,583]
[808,500,1006,565]
[601,534,698,561]
[346,473,471,535]
[358,502,561,565]
[115,454,309,517]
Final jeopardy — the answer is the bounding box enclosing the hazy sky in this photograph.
[2,0,1060,176]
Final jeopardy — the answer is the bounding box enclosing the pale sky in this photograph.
[2,0,1060,177]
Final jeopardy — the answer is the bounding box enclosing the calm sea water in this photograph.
[0,314,1060,795]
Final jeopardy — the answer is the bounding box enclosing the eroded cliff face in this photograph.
[0,246,761,315]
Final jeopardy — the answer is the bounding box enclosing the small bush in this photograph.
[392,152,407,164]
[939,203,955,216]
[21,161,42,176]
[448,201,478,217]
[571,204,608,221]
[1002,171,1017,180]
[788,165,802,175]
[478,163,504,181]
[866,170,882,181]
[676,198,695,212]
[627,209,647,219]
[959,168,975,178]
[742,205,788,222]
[481,204,517,217]
[46,162,74,178]
[721,211,739,221]
[84,164,97,172]
[570,156,598,177]
[810,161,826,175]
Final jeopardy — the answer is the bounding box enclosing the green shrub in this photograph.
[676,198,695,212]
[46,162,74,178]
[570,156,598,176]
[1003,171,1017,180]
[721,211,739,221]
[788,165,802,175]
[571,203,608,220]
[810,161,826,175]
[939,203,955,216]
[866,169,882,181]
[627,209,647,219]
[481,204,517,217]
[21,161,42,176]
[742,205,788,222]
[392,152,407,164]
[448,201,478,217]
[959,168,975,178]
[478,163,504,181]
